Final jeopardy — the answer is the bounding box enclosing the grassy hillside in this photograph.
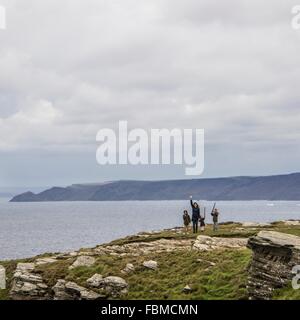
[1,222,300,300]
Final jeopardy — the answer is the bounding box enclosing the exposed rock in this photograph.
[69,256,96,270]
[282,220,300,226]
[65,281,101,300]
[52,280,73,300]
[242,222,271,228]
[193,235,248,251]
[86,275,128,298]
[16,263,35,272]
[94,238,192,256]
[182,285,192,293]
[143,260,158,270]
[196,259,216,267]
[121,263,135,274]
[10,263,48,300]
[247,231,300,300]
[35,257,57,266]
[86,274,103,287]
[99,276,128,298]
[52,280,101,300]
[80,288,102,300]
[0,265,6,289]
[56,250,97,260]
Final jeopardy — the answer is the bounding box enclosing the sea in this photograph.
[0,198,300,260]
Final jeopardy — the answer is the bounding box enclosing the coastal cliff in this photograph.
[10,172,300,202]
[1,221,300,300]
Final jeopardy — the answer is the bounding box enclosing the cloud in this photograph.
[0,0,300,184]
[0,99,63,150]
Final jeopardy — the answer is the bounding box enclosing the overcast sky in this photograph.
[0,0,300,188]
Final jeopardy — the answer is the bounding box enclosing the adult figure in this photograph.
[190,196,200,233]
[211,208,219,231]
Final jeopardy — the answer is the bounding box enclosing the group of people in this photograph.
[182,196,220,233]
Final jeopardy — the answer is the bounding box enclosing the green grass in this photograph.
[1,222,300,300]
[273,284,300,300]
[34,248,251,300]
[125,249,251,300]
[0,260,19,300]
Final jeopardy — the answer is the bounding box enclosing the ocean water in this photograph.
[0,198,300,260]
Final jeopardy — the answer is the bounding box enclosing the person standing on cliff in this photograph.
[183,210,191,233]
[190,196,200,233]
[199,208,206,232]
[211,208,219,231]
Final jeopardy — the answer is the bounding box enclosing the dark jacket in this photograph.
[190,199,200,222]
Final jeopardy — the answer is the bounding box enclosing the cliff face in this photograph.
[10,172,300,202]
[247,231,300,300]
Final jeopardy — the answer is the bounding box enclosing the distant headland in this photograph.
[9,172,300,202]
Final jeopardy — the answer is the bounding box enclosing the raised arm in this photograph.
[190,196,194,208]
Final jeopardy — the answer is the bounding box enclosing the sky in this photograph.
[0,0,300,188]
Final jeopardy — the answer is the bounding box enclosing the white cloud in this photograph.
[0,99,63,149]
[0,0,300,184]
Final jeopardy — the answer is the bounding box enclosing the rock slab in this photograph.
[0,265,6,290]
[86,274,128,298]
[247,231,300,300]
[122,263,135,274]
[10,263,49,300]
[52,279,101,300]
[193,235,248,251]
[143,260,158,270]
[69,256,96,270]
